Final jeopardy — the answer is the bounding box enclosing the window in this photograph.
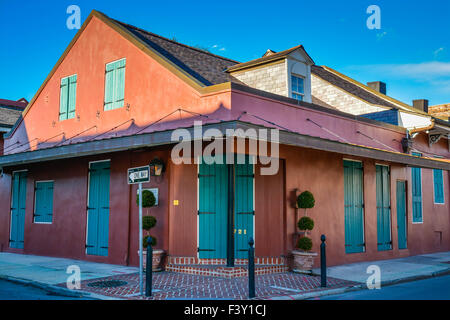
[34,181,54,223]
[59,75,77,120]
[291,75,304,101]
[411,152,422,223]
[433,169,444,204]
[104,58,126,111]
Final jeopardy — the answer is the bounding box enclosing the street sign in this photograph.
[127,165,150,295]
[128,166,150,184]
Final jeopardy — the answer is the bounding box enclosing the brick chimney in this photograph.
[367,81,387,95]
[413,99,429,113]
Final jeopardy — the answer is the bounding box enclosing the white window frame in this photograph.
[291,74,305,101]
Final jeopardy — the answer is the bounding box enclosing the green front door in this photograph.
[344,160,365,253]
[86,161,111,256]
[198,155,254,259]
[10,171,27,249]
[396,180,407,249]
[376,165,392,251]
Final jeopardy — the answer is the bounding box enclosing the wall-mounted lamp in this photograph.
[149,158,165,176]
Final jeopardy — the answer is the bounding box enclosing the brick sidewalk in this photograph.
[59,271,356,300]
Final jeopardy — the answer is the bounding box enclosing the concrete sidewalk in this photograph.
[313,251,450,286]
[0,252,137,299]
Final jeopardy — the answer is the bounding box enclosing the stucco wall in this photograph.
[0,148,171,266]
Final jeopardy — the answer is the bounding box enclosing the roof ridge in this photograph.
[317,65,429,115]
[113,19,240,64]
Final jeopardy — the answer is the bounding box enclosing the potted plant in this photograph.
[137,189,165,271]
[292,191,318,274]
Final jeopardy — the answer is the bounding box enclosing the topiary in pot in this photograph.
[136,189,156,209]
[298,216,314,231]
[143,235,157,248]
[296,236,313,252]
[142,215,157,231]
[297,191,315,214]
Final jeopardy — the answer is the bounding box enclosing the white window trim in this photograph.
[33,180,54,224]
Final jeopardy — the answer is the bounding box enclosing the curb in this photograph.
[0,275,121,300]
[269,267,450,300]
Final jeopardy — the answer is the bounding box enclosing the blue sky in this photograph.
[1,0,449,105]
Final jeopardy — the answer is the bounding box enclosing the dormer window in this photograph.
[291,74,304,101]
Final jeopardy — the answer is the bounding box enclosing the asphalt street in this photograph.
[0,279,93,300]
[316,274,450,300]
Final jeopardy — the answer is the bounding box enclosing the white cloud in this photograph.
[346,61,450,80]
[434,47,445,58]
[376,31,387,41]
[211,44,226,52]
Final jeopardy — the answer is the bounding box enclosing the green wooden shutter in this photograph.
[59,77,69,120]
[198,157,228,259]
[434,169,444,204]
[104,63,115,111]
[234,156,254,259]
[376,165,392,251]
[34,182,54,223]
[86,161,110,256]
[67,75,77,119]
[104,59,126,111]
[396,180,407,249]
[344,160,365,253]
[113,59,126,109]
[10,172,27,249]
[411,153,422,222]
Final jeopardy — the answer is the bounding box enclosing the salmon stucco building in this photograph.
[0,10,449,275]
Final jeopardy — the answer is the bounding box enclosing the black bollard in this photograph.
[248,237,255,298]
[145,237,153,297]
[320,235,326,287]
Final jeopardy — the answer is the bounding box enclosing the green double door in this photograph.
[10,171,27,249]
[86,161,111,256]
[198,156,254,259]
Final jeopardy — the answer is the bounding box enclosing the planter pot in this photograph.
[291,250,317,274]
[138,249,165,272]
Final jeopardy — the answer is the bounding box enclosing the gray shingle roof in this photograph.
[311,65,399,109]
[0,106,23,127]
[114,20,240,86]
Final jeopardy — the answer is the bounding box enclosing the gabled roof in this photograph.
[311,65,428,115]
[0,98,27,129]
[0,107,23,128]
[0,98,27,110]
[226,45,314,73]
[114,20,239,85]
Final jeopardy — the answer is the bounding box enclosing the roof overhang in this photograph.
[0,120,449,170]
